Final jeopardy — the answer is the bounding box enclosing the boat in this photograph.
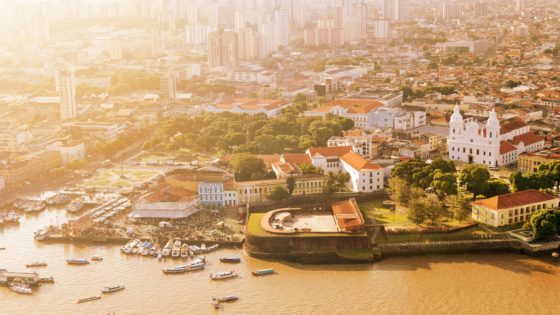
[38,276,54,284]
[217,295,239,302]
[180,244,189,258]
[67,201,84,213]
[189,245,201,255]
[3,211,20,223]
[141,243,153,256]
[220,257,241,263]
[210,271,238,280]
[26,261,48,268]
[252,269,274,276]
[101,284,125,294]
[157,251,163,261]
[211,295,238,309]
[200,243,207,252]
[46,193,71,205]
[91,255,103,261]
[162,265,187,274]
[171,240,182,258]
[161,241,172,257]
[204,244,219,253]
[77,296,101,304]
[9,283,32,294]
[67,258,89,265]
[0,246,5,250]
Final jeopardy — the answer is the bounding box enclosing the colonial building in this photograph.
[236,175,325,206]
[517,148,560,173]
[472,189,560,227]
[448,106,544,167]
[205,98,291,117]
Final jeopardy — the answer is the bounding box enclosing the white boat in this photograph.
[67,201,84,213]
[157,251,163,261]
[161,241,172,257]
[200,243,207,252]
[10,283,32,294]
[101,284,125,294]
[180,244,189,258]
[210,271,238,280]
[26,261,48,268]
[171,240,181,258]
[141,243,153,256]
[4,212,20,223]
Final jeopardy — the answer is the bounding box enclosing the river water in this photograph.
[1,208,560,315]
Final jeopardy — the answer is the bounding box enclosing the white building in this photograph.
[448,106,545,167]
[57,68,77,120]
[373,19,391,40]
[46,141,85,164]
[304,99,382,129]
[205,98,291,117]
[340,151,384,192]
[306,146,384,193]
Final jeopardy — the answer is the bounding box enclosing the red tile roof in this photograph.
[500,141,517,154]
[308,146,353,157]
[500,117,526,135]
[310,99,383,115]
[331,198,364,232]
[214,98,290,111]
[473,189,558,211]
[509,132,545,146]
[340,151,382,171]
[282,153,311,166]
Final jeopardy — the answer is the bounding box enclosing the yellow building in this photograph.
[236,175,325,205]
[518,150,560,173]
[472,189,560,227]
[0,151,62,186]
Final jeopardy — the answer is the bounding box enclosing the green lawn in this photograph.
[358,198,473,229]
[377,225,511,244]
[82,168,161,188]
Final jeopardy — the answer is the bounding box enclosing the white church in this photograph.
[448,105,544,167]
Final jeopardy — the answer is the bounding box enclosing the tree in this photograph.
[482,180,510,198]
[231,154,267,181]
[431,171,458,198]
[431,159,456,173]
[529,209,560,241]
[446,193,471,221]
[267,186,290,204]
[424,193,444,224]
[300,163,323,175]
[286,177,296,196]
[323,171,350,195]
[407,197,426,226]
[388,177,410,206]
[459,164,491,200]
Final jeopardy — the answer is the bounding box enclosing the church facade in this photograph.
[448,106,544,167]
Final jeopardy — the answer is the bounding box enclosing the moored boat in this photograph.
[171,240,181,258]
[38,276,55,283]
[101,284,125,294]
[9,283,32,294]
[220,257,241,263]
[91,255,103,261]
[161,241,172,257]
[210,270,238,280]
[26,261,48,268]
[4,211,20,223]
[162,265,187,274]
[217,295,239,302]
[77,296,101,304]
[252,268,274,276]
[67,258,89,265]
[180,243,189,258]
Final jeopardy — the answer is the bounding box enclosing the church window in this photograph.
[477,149,479,155]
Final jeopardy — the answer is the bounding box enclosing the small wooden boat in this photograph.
[91,255,103,261]
[10,283,32,294]
[180,244,189,258]
[26,261,47,268]
[210,271,238,280]
[217,295,239,302]
[38,277,54,283]
[212,295,239,309]
[67,258,89,265]
[162,265,187,274]
[101,284,125,294]
[252,269,274,276]
[77,296,101,304]
[220,257,241,263]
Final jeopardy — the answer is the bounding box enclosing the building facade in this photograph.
[448,106,544,167]
[472,190,560,227]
